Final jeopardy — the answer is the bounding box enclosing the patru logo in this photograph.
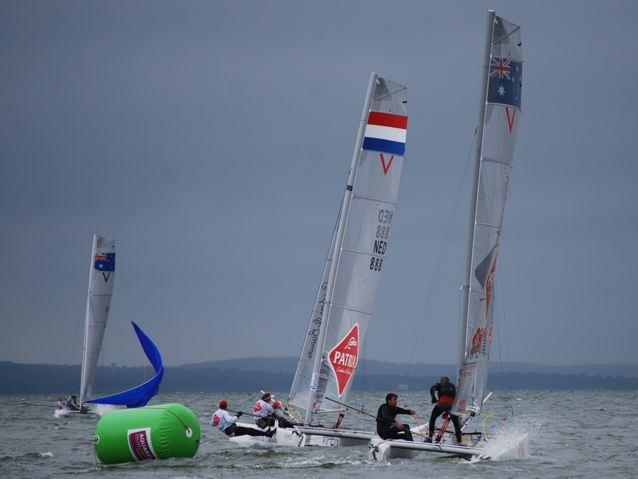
[328,324,359,397]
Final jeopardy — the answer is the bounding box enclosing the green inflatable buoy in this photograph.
[94,403,200,464]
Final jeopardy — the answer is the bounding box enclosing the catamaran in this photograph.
[369,11,527,460]
[228,73,408,447]
[57,235,164,416]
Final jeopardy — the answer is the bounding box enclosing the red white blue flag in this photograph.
[362,111,408,156]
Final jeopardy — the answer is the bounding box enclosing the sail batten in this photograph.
[454,12,523,420]
[289,74,408,420]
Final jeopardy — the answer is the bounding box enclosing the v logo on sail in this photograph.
[379,154,394,175]
[505,107,516,132]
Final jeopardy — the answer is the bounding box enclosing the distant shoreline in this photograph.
[2,358,637,394]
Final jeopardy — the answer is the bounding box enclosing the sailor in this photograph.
[253,392,276,429]
[66,395,80,411]
[56,396,65,410]
[376,393,416,441]
[212,400,274,437]
[427,376,462,444]
[272,401,298,428]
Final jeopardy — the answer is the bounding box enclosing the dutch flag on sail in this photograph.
[362,111,408,156]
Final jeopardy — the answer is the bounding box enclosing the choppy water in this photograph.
[1,390,637,478]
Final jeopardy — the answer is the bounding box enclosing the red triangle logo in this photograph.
[328,324,360,397]
[380,154,394,175]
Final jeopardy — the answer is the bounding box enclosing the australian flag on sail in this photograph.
[362,111,408,156]
[94,253,115,272]
[488,57,522,109]
[475,246,497,289]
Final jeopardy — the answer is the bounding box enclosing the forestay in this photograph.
[454,14,523,420]
[80,235,116,405]
[288,75,408,421]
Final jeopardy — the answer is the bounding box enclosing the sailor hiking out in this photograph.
[376,393,416,441]
[212,400,273,438]
[253,392,276,428]
[428,376,462,443]
[272,401,298,428]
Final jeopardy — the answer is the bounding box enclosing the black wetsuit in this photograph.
[376,403,414,441]
[429,381,462,442]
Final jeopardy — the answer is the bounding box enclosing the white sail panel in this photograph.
[454,14,522,419]
[79,235,116,405]
[304,77,407,416]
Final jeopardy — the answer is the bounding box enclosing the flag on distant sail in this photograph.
[474,245,497,289]
[94,253,116,272]
[362,111,408,156]
[487,57,522,109]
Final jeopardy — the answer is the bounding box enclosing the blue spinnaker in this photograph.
[88,322,164,408]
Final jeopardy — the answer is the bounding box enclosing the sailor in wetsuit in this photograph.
[212,400,274,438]
[66,395,80,411]
[428,376,462,443]
[376,393,416,441]
[253,392,276,429]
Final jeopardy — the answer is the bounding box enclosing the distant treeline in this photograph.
[1,359,637,395]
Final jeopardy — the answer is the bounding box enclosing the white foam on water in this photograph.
[474,426,530,461]
[53,408,69,418]
[91,404,119,416]
[39,452,53,458]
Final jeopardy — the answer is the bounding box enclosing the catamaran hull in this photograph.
[368,433,529,461]
[227,422,372,448]
[369,438,484,461]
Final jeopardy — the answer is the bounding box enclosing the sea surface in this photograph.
[1,390,637,478]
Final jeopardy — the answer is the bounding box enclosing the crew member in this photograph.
[428,376,462,444]
[254,392,276,429]
[272,401,298,428]
[66,395,79,411]
[56,397,65,410]
[376,393,415,441]
[212,400,274,438]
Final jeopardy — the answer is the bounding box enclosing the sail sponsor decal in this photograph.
[328,323,359,397]
[94,253,115,272]
[469,325,494,358]
[362,111,408,156]
[488,57,522,109]
[127,427,157,461]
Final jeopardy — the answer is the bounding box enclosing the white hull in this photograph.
[227,422,372,448]
[368,433,529,461]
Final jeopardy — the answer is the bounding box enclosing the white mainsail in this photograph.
[288,73,408,423]
[79,235,116,405]
[454,12,523,420]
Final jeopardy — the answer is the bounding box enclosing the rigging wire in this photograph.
[407,129,478,377]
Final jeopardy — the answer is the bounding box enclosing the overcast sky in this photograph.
[1,0,636,367]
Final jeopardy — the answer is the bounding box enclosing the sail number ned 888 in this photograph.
[370,209,393,271]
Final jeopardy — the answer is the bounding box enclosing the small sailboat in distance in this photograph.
[227,73,408,447]
[57,235,163,416]
[370,10,527,460]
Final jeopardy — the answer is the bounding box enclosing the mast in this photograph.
[304,72,378,424]
[79,234,97,406]
[458,10,496,378]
